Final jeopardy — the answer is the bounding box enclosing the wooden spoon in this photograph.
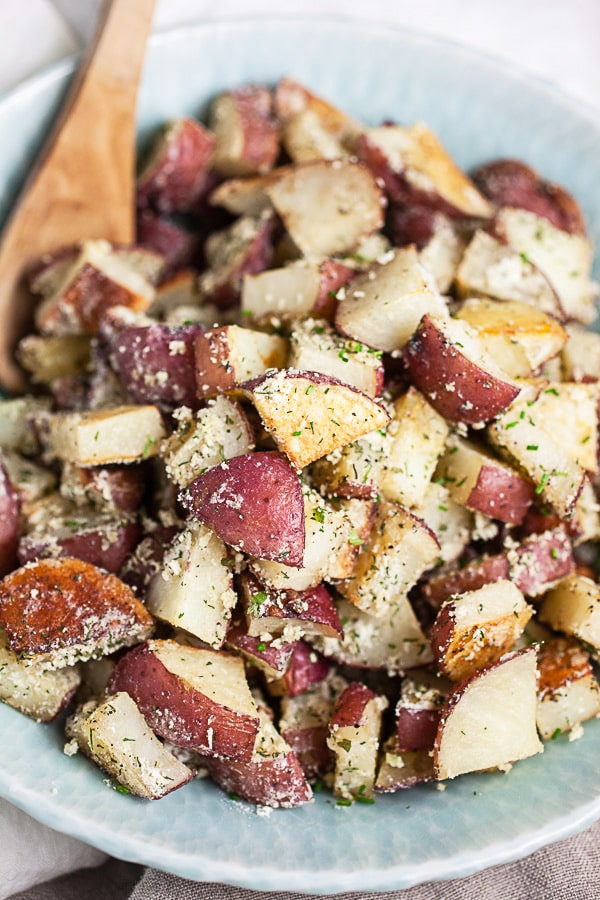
[0,0,155,393]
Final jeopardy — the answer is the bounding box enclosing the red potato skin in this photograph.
[386,203,442,249]
[466,464,535,525]
[396,707,441,753]
[422,554,511,612]
[66,464,146,513]
[0,557,154,658]
[137,117,216,214]
[512,525,574,597]
[471,159,586,236]
[219,86,280,174]
[280,724,335,780]
[109,323,203,409]
[179,451,305,566]
[225,624,296,678]
[202,747,312,808]
[0,461,21,578]
[403,314,520,424]
[108,643,259,761]
[37,264,152,335]
[270,641,333,698]
[355,134,472,221]
[18,519,142,575]
[242,572,343,639]
[313,260,355,321]
[330,681,378,729]
[202,215,275,310]
[136,209,201,275]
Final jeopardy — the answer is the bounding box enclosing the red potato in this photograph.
[430,580,533,682]
[523,382,600,475]
[274,76,362,149]
[403,314,520,425]
[198,212,275,309]
[48,405,166,467]
[510,526,575,597]
[209,85,279,177]
[0,459,20,577]
[0,396,51,456]
[356,123,494,219]
[242,369,390,471]
[334,246,448,354]
[149,269,200,319]
[309,427,390,501]
[1,450,56,514]
[381,386,450,510]
[435,436,535,525]
[396,668,449,753]
[433,648,543,780]
[60,461,145,513]
[108,639,260,761]
[137,117,216,213]
[34,240,156,335]
[287,319,384,399]
[162,396,255,489]
[0,627,80,722]
[538,574,600,654]
[17,333,92,386]
[417,214,467,293]
[562,324,600,382]
[66,692,194,800]
[487,400,586,519]
[194,325,287,399]
[418,481,472,566]
[338,501,440,619]
[375,735,434,792]
[241,258,353,323]
[179,451,305,566]
[136,209,201,275]
[250,486,362,592]
[29,243,166,297]
[279,671,348,779]
[0,557,154,668]
[241,572,343,640]
[314,597,433,672]
[107,322,203,409]
[17,498,141,575]
[225,623,297,681]
[119,522,179,596]
[422,554,511,612]
[327,681,388,801]
[202,706,313,808]
[470,158,587,236]
[493,207,596,325]
[146,521,237,649]
[455,295,567,376]
[266,640,333,698]
[536,635,600,740]
[454,230,564,320]
[265,159,384,258]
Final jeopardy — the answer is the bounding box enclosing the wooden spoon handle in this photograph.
[0,0,155,393]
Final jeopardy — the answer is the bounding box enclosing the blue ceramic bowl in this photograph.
[0,18,599,893]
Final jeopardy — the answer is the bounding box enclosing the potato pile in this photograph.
[0,77,599,806]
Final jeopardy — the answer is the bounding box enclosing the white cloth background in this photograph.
[0,0,598,896]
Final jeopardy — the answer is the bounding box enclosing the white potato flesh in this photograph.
[335,246,448,352]
[48,405,166,466]
[434,649,543,780]
[162,397,254,488]
[66,692,192,799]
[487,401,585,518]
[418,482,471,565]
[382,387,450,510]
[265,160,383,257]
[0,396,50,455]
[539,575,600,654]
[18,334,91,384]
[327,690,388,800]
[456,296,567,377]
[315,598,433,671]
[419,216,467,294]
[310,427,390,499]
[495,207,597,324]
[339,501,440,618]
[528,382,599,473]
[455,230,562,318]
[146,521,237,649]
[0,629,80,722]
[242,260,323,319]
[562,324,600,381]
[282,109,348,163]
